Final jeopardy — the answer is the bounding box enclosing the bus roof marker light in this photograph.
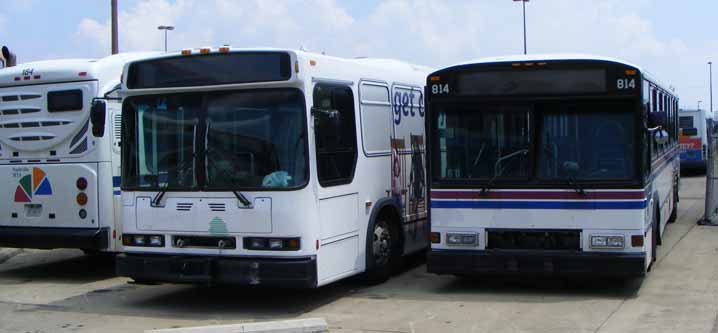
[294,61,299,73]
[218,46,230,53]
[309,60,317,66]
[626,69,637,76]
[538,62,547,66]
[78,72,87,77]
[429,76,441,82]
[181,49,192,55]
[199,47,210,54]
[512,63,521,67]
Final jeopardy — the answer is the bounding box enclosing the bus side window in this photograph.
[313,84,358,187]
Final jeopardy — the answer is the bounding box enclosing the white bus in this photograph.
[678,108,708,170]
[0,53,154,253]
[426,54,679,277]
[115,47,430,287]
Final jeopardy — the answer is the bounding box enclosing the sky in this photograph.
[0,0,716,111]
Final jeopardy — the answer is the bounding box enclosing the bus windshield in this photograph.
[122,89,308,190]
[537,102,636,181]
[432,100,636,183]
[434,104,531,180]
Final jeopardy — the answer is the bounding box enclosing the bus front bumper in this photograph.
[427,249,646,277]
[0,226,108,250]
[116,253,318,288]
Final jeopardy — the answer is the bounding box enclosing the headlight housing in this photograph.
[446,232,478,246]
[590,235,624,249]
[243,237,300,251]
[122,234,165,247]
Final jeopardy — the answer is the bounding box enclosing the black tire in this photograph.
[668,181,678,223]
[362,218,398,284]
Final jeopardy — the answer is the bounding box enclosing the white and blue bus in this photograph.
[426,54,679,277]
[114,47,430,287]
[0,53,154,253]
[678,108,708,170]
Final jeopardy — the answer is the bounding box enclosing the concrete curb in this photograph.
[0,248,22,265]
[145,318,329,333]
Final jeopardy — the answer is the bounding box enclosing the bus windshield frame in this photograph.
[121,88,309,192]
[427,60,645,189]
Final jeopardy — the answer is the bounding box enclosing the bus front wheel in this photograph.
[362,218,398,284]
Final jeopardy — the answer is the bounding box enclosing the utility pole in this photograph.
[111,0,118,54]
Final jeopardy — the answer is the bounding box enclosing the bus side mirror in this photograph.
[90,100,106,137]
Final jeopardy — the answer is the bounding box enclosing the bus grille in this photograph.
[487,230,581,251]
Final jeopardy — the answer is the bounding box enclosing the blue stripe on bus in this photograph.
[430,200,647,210]
[680,149,702,161]
[113,176,121,187]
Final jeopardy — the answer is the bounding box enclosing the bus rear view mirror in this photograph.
[90,100,107,137]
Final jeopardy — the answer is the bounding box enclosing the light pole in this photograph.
[514,0,529,55]
[157,25,174,52]
[710,61,713,114]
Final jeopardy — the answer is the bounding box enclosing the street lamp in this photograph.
[514,0,529,55]
[157,25,174,52]
[709,61,713,114]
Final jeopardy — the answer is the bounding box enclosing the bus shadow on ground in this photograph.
[49,279,363,321]
[47,253,429,320]
[0,251,115,284]
[437,275,643,300]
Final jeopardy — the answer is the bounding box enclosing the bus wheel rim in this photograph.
[373,222,391,266]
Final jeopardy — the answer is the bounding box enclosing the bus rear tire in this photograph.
[668,184,678,223]
[362,218,398,284]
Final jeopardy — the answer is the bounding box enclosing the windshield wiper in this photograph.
[566,175,586,195]
[481,149,528,195]
[233,190,252,208]
[151,185,169,207]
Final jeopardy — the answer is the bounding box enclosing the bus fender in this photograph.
[365,197,404,254]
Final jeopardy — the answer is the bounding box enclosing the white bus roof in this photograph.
[121,47,430,81]
[0,52,159,90]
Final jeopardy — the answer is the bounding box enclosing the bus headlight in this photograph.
[446,233,478,246]
[122,234,164,247]
[243,237,300,251]
[590,235,624,249]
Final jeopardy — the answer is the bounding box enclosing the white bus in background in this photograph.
[678,108,708,170]
[0,52,155,253]
[426,55,679,278]
[115,47,430,287]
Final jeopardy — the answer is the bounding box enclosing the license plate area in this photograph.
[24,204,42,218]
[487,229,581,251]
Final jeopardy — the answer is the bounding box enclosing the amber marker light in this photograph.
[218,46,230,53]
[431,232,441,243]
[429,76,441,82]
[625,69,637,76]
[199,47,210,54]
[181,49,192,55]
[76,192,88,206]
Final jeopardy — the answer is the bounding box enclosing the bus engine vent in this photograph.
[176,202,193,211]
[208,203,226,212]
[487,230,581,251]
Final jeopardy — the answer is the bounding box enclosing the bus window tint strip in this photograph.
[127,52,292,89]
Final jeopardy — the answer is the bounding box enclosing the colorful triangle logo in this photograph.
[14,185,31,203]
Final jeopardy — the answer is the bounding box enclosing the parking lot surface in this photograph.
[0,175,715,333]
